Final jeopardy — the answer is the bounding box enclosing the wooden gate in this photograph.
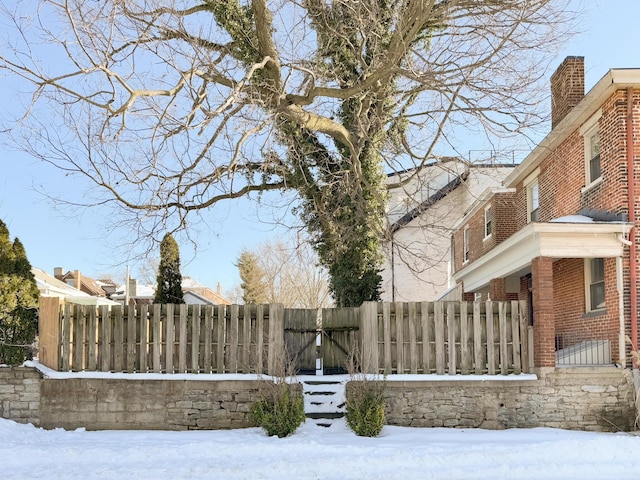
[284,307,360,375]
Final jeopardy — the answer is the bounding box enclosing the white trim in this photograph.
[527,178,539,223]
[579,108,603,136]
[523,167,541,188]
[582,119,601,186]
[454,221,631,292]
[580,175,604,194]
[462,226,470,264]
[483,204,493,240]
[584,258,606,313]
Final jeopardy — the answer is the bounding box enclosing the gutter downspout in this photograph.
[627,87,638,367]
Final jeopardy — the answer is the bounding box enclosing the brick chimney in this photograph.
[73,269,82,290]
[53,267,64,279]
[550,56,585,129]
[128,278,137,298]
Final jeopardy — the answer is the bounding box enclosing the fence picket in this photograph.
[191,304,201,373]
[87,306,97,371]
[100,305,111,372]
[256,305,264,374]
[499,302,508,375]
[435,302,445,375]
[408,302,418,374]
[383,302,392,374]
[395,302,404,374]
[139,304,148,372]
[486,301,495,375]
[511,301,522,374]
[473,302,482,374]
[152,305,161,373]
[126,305,137,373]
[203,305,212,373]
[165,304,175,373]
[447,302,456,375]
[420,301,431,374]
[113,306,124,372]
[215,305,225,374]
[178,304,188,373]
[242,305,251,373]
[460,302,470,374]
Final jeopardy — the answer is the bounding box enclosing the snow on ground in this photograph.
[2,418,639,480]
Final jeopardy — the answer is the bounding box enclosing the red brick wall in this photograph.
[452,191,515,273]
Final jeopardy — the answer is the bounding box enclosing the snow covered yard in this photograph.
[2,418,639,480]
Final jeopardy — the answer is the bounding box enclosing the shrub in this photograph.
[250,382,305,438]
[346,379,386,437]
[345,349,386,437]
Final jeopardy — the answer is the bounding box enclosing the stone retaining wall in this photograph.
[0,366,41,426]
[39,378,271,430]
[1,366,636,431]
[379,367,637,432]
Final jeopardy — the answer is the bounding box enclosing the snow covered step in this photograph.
[300,376,348,428]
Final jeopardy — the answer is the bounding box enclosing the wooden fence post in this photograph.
[268,303,284,376]
[360,302,379,374]
[38,296,61,370]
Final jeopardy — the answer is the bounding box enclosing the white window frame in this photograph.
[463,227,470,264]
[580,110,603,192]
[524,168,540,223]
[584,258,605,313]
[483,205,493,240]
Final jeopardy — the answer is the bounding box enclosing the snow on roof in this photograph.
[181,276,207,289]
[549,215,595,223]
[32,268,119,305]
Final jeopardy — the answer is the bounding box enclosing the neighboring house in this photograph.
[182,277,231,305]
[53,268,110,298]
[33,268,118,306]
[110,279,156,305]
[110,277,231,305]
[381,158,515,302]
[450,57,639,368]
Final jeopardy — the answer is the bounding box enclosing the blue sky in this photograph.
[0,0,637,294]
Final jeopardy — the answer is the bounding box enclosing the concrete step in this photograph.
[300,376,348,427]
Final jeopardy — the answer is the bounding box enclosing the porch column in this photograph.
[532,256,555,368]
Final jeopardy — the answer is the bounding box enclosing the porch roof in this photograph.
[453,220,632,291]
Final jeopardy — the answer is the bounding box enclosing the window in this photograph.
[484,206,493,239]
[588,131,601,183]
[528,179,539,222]
[463,227,469,263]
[585,258,605,312]
[580,110,603,189]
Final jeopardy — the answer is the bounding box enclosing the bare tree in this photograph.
[0,0,577,305]
[255,238,332,308]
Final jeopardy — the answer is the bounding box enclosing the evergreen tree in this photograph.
[0,221,39,364]
[237,249,267,304]
[153,233,184,304]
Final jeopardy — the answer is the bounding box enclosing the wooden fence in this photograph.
[360,300,532,375]
[38,298,532,375]
[38,298,283,374]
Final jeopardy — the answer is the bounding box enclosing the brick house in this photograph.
[451,57,640,369]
